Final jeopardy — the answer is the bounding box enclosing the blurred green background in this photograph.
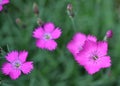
[0,0,120,86]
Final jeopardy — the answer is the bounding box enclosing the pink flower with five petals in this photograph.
[77,40,111,74]
[2,50,33,80]
[33,22,62,51]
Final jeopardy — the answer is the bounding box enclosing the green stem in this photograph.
[69,16,76,32]
[7,44,10,52]
[103,36,107,41]
[67,11,76,32]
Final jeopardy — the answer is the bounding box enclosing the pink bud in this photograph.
[67,4,72,11]
[106,30,113,38]
[67,3,74,17]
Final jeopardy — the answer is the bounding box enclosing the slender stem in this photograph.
[0,49,6,57]
[103,36,107,41]
[7,44,10,52]
[69,16,76,32]
[67,11,76,32]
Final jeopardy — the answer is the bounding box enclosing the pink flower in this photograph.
[76,40,111,75]
[67,32,97,55]
[33,22,62,51]
[2,50,33,80]
[0,0,9,11]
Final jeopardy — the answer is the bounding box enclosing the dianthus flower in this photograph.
[76,40,111,74]
[33,22,62,51]
[2,50,33,80]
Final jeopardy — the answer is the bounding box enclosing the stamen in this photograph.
[43,33,51,40]
[93,55,98,60]
[45,35,50,39]
[15,62,20,68]
[12,60,21,69]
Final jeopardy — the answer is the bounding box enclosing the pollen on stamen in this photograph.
[92,55,98,60]
[43,33,52,40]
[12,60,21,69]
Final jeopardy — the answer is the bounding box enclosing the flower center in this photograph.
[43,33,51,40]
[92,55,98,60]
[12,60,22,69]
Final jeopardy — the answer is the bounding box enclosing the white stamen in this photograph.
[43,33,52,40]
[12,60,22,69]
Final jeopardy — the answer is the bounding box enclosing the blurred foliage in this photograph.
[0,0,120,86]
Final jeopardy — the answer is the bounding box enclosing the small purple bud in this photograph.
[67,4,72,11]
[106,30,113,38]
[67,3,74,17]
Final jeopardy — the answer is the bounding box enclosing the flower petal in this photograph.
[36,39,45,49]
[51,28,61,39]
[33,27,44,39]
[9,69,21,80]
[0,6,3,11]
[2,0,9,4]
[67,40,82,55]
[67,33,86,54]
[97,41,108,56]
[44,22,55,32]
[84,62,101,75]
[45,40,57,51]
[75,51,88,66]
[67,40,79,55]
[19,51,28,63]
[21,62,33,74]
[73,33,86,44]
[2,62,12,75]
[87,35,97,42]
[83,40,97,52]
[6,51,18,62]
[97,56,111,68]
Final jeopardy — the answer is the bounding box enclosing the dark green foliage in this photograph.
[0,0,119,86]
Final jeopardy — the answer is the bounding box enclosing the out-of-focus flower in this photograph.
[0,0,9,11]
[2,50,33,80]
[33,22,62,51]
[67,33,97,56]
[76,40,111,74]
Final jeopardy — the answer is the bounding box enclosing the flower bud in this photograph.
[67,3,74,17]
[37,18,43,26]
[106,30,113,38]
[33,3,39,16]
[67,3,72,11]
